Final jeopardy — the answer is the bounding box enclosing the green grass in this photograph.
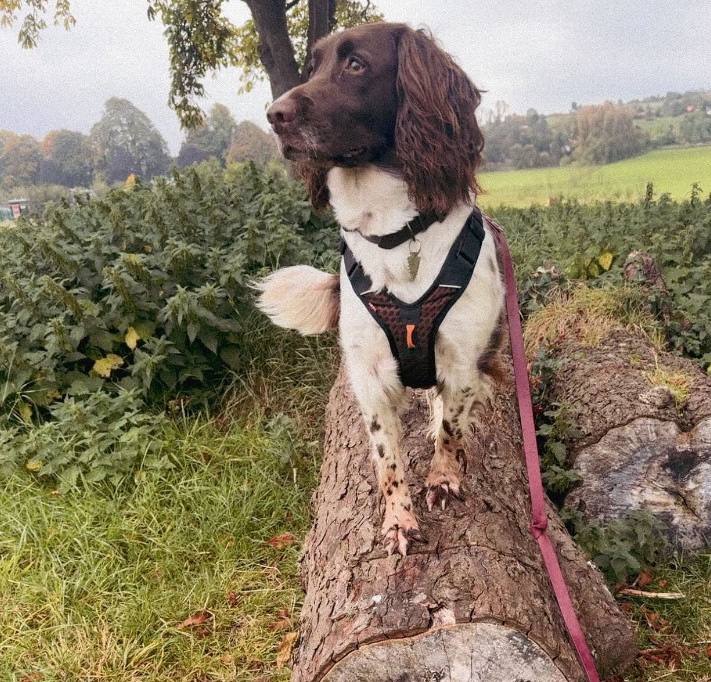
[622,555,711,681]
[635,115,681,137]
[0,416,316,682]
[0,323,338,682]
[478,146,711,208]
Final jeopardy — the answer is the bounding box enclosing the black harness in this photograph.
[340,208,485,389]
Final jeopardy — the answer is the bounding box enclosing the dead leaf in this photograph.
[124,326,140,351]
[226,591,239,607]
[265,532,296,550]
[638,643,683,670]
[92,354,124,378]
[275,631,298,669]
[177,610,212,629]
[639,605,670,632]
[637,572,653,588]
[270,609,291,631]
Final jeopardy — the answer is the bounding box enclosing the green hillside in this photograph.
[478,145,711,208]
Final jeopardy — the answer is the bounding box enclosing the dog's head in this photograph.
[266,22,484,217]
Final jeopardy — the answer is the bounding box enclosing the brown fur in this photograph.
[270,23,484,217]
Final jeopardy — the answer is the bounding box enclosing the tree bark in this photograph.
[549,329,711,549]
[245,0,336,97]
[304,0,336,76]
[244,0,302,98]
[291,362,635,682]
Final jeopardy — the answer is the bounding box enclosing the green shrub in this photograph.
[0,390,169,490]
[0,161,338,484]
[492,185,711,366]
[562,508,670,584]
[0,161,338,419]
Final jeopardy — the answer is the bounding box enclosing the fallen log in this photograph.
[523,253,711,550]
[549,328,711,549]
[291,362,635,682]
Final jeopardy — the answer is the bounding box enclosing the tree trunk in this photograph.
[244,0,302,98]
[304,0,336,77]
[551,329,711,549]
[245,0,336,98]
[291,362,635,682]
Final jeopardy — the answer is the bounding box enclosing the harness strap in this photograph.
[485,215,601,682]
[340,210,485,389]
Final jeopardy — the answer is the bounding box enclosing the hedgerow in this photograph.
[493,184,711,366]
[0,160,338,483]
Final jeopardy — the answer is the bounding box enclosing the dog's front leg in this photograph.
[345,359,426,556]
[425,381,486,511]
[369,404,427,556]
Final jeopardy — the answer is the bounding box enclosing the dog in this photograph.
[256,22,505,556]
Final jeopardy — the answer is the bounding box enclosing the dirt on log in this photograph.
[551,329,711,549]
[291,363,635,682]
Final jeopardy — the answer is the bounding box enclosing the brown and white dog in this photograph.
[256,22,505,556]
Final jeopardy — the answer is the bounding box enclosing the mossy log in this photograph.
[290,363,635,682]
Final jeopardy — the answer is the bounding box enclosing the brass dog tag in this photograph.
[407,239,421,281]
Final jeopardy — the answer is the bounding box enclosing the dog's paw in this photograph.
[381,509,427,556]
[424,473,464,511]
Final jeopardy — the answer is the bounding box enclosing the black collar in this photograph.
[359,212,440,250]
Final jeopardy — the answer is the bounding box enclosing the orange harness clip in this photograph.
[405,324,416,349]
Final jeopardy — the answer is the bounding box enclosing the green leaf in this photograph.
[220,345,242,370]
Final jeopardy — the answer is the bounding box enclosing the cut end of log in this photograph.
[567,416,711,550]
[323,622,569,681]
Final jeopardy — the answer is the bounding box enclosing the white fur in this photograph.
[328,166,503,391]
[254,265,339,335]
[256,165,505,555]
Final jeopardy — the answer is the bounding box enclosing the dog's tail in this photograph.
[254,265,340,335]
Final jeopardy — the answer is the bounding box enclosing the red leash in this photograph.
[486,215,601,682]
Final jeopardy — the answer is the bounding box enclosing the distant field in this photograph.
[478,145,711,208]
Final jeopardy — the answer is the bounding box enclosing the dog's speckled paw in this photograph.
[424,476,464,511]
[381,509,427,556]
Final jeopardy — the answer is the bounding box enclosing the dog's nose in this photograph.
[267,97,298,131]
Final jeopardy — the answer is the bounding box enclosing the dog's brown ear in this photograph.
[395,27,484,217]
[296,163,331,212]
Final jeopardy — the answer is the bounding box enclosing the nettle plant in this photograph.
[492,185,711,368]
[0,161,338,485]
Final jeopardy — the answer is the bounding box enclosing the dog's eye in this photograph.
[346,56,365,73]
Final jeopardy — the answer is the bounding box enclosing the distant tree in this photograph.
[0,132,41,188]
[483,109,562,169]
[224,121,280,165]
[177,103,237,167]
[571,103,649,165]
[90,98,171,184]
[39,129,94,187]
[679,111,711,145]
[2,0,382,128]
[176,142,210,168]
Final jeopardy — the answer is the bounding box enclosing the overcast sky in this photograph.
[2,0,709,155]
